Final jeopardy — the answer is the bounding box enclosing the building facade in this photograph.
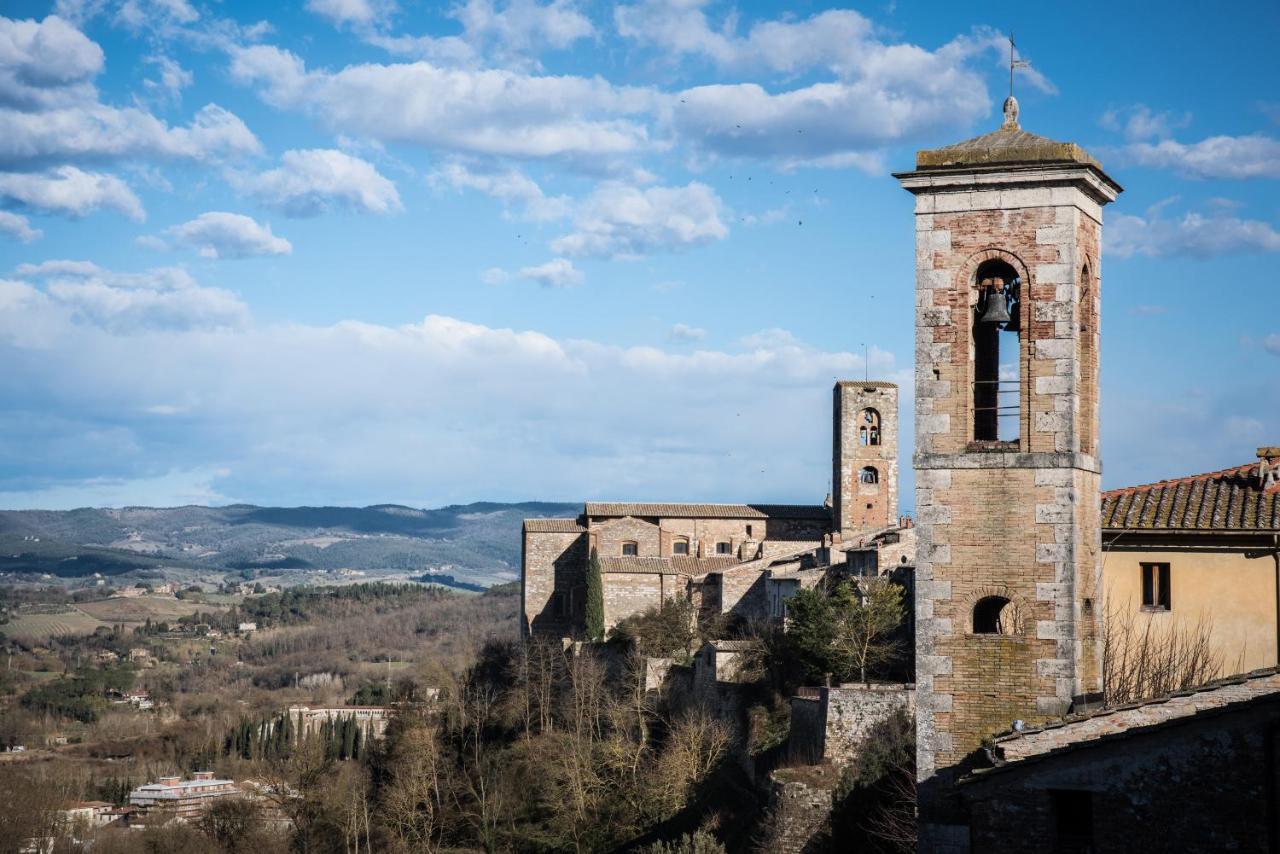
[896,96,1122,848]
[1101,448,1280,674]
[833,381,899,539]
[128,772,239,820]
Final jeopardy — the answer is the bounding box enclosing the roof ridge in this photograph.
[1102,461,1258,497]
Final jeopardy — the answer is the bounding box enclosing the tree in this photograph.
[836,577,905,686]
[585,547,605,641]
[784,587,846,684]
[1102,600,1227,705]
[197,798,263,854]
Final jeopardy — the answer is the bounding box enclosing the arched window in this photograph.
[672,538,689,556]
[621,541,638,557]
[973,259,1021,442]
[859,466,880,485]
[973,596,1013,634]
[859,408,882,446]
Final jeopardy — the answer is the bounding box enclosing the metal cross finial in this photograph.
[1009,32,1029,99]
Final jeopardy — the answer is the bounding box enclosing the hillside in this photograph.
[0,501,579,587]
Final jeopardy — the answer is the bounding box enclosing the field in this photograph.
[4,596,225,641]
[77,596,216,623]
[5,610,107,641]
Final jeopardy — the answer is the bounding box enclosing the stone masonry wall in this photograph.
[820,684,916,765]
[522,529,586,637]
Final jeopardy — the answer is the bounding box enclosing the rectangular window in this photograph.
[672,540,689,555]
[1049,789,1094,853]
[716,542,731,555]
[621,542,638,557]
[1141,563,1171,610]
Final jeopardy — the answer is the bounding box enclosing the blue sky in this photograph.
[0,0,1277,510]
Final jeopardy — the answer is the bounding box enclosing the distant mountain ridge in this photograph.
[0,501,580,585]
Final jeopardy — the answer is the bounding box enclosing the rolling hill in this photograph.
[0,501,580,587]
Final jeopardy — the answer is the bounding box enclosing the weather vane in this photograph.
[1009,32,1029,99]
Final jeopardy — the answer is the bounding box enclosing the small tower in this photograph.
[832,380,898,539]
[896,96,1121,845]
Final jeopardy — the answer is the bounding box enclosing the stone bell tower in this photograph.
[895,96,1121,844]
[832,380,898,539]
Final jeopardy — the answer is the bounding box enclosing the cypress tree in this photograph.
[585,546,605,641]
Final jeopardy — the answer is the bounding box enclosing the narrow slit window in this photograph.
[973,259,1021,442]
[1141,562,1171,610]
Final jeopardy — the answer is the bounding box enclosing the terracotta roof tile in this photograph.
[1101,461,1279,532]
[600,556,743,575]
[584,502,829,520]
[523,518,585,533]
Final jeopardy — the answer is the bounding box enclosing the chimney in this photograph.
[1259,447,1280,490]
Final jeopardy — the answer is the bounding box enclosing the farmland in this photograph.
[4,596,226,641]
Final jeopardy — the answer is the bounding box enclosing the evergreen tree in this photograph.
[585,546,605,641]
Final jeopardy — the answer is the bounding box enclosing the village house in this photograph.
[127,772,238,821]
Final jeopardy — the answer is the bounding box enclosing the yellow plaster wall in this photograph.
[1102,549,1277,674]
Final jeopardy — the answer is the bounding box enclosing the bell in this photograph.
[978,286,1011,326]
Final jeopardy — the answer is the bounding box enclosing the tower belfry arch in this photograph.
[896,98,1122,849]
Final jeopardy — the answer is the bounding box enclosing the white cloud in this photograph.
[0,14,104,109]
[1122,134,1280,179]
[0,211,40,242]
[152,212,292,259]
[1106,208,1280,258]
[1100,104,1190,141]
[11,259,248,332]
[0,102,261,168]
[669,322,705,343]
[306,0,394,28]
[551,181,727,259]
[248,149,402,217]
[0,287,886,507]
[519,257,582,287]
[480,266,511,284]
[143,55,193,102]
[1264,334,1280,358]
[433,161,569,221]
[0,165,144,220]
[116,0,198,29]
[230,44,653,159]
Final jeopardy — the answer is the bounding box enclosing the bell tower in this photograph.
[896,96,1121,846]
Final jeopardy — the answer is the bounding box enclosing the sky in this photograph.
[0,0,1277,511]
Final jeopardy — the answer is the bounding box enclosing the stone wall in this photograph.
[761,768,837,854]
[602,571,677,629]
[786,696,824,766]
[522,528,587,638]
[821,684,915,765]
[592,516,661,558]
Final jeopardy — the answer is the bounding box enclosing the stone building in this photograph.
[1101,447,1280,673]
[895,95,1122,849]
[521,380,913,639]
[959,666,1280,853]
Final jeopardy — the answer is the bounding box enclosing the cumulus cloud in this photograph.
[0,14,104,109]
[1106,207,1280,258]
[230,44,653,159]
[433,161,569,221]
[248,149,402,216]
[0,102,261,168]
[11,259,248,332]
[519,257,582,287]
[551,181,727,259]
[1122,134,1280,180]
[142,55,193,102]
[0,211,40,242]
[0,284,887,507]
[0,166,144,220]
[151,212,292,259]
[116,0,199,29]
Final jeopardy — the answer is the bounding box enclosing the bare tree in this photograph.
[835,577,905,686]
[1103,600,1232,706]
